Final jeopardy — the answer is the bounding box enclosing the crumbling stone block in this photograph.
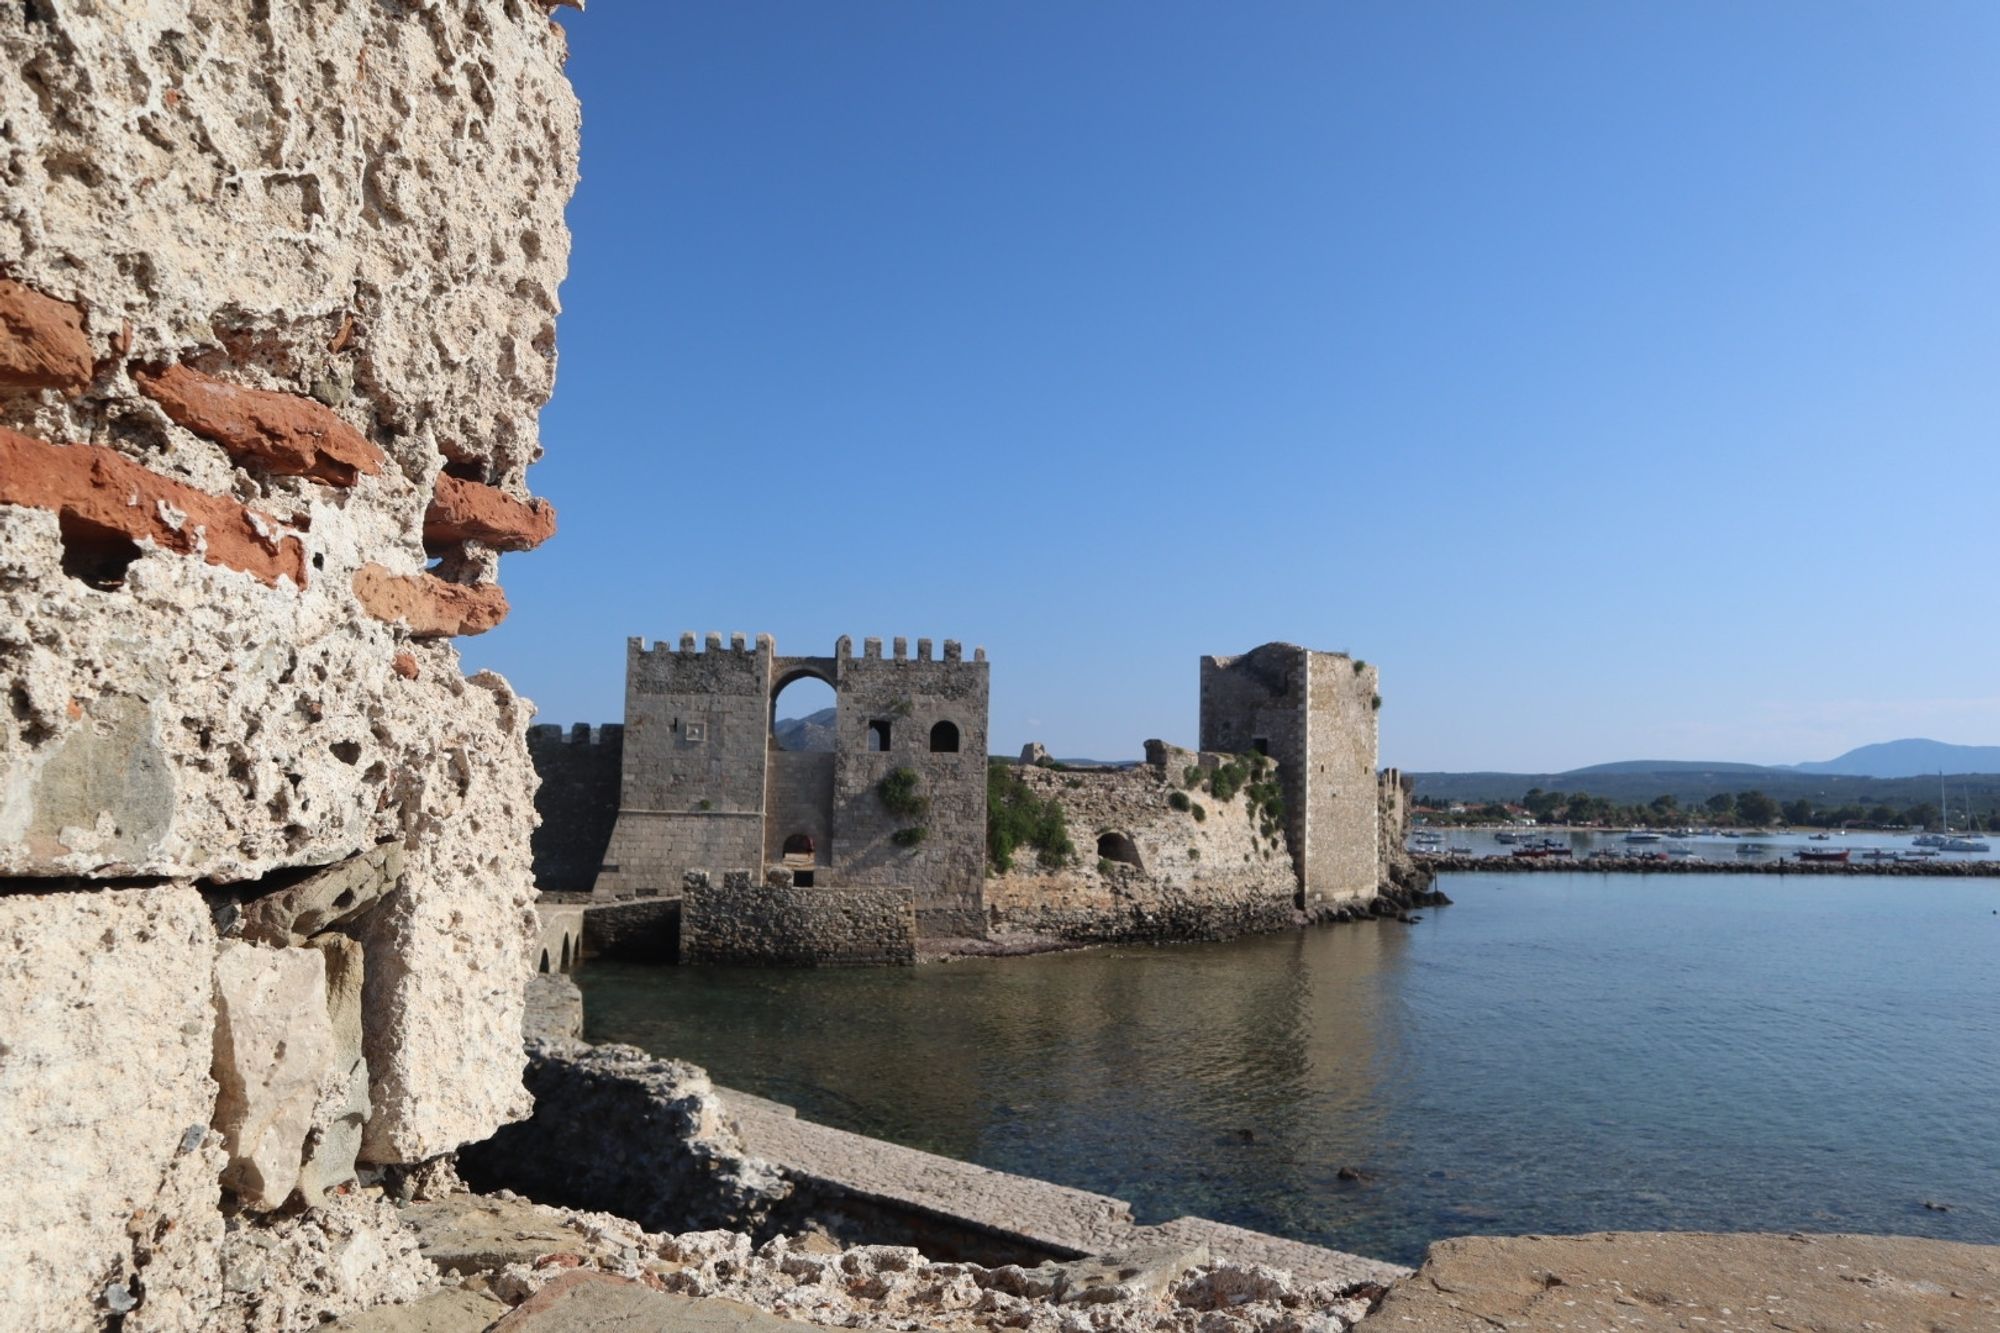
[0,885,224,1331]
[238,842,404,946]
[296,934,370,1207]
[211,940,335,1210]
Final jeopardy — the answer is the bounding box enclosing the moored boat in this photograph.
[1796,847,1850,864]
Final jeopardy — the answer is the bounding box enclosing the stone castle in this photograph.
[531,636,1411,959]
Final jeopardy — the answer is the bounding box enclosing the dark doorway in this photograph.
[929,720,960,752]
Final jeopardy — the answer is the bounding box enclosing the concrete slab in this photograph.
[1129,1217,1408,1288]
[1362,1231,2000,1331]
[726,1096,1133,1255]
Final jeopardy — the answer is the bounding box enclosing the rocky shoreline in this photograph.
[1419,852,2000,877]
[316,977,2000,1332]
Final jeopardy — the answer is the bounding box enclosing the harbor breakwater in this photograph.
[1417,853,2000,877]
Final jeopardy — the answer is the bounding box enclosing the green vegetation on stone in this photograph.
[891,826,928,849]
[877,767,929,819]
[987,762,1076,872]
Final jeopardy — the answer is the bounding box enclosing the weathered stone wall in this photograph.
[1303,653,1379,908]
[765,748,836,870]
[1200,645,1310,899]
[527,723,622,894]
[0,3,577,1326]
[554,634,990,936]
[597,635,772,896]
[681,873,917,966]
[1200,644,1380,911]
[985,746,1299,943]
[828,637,989,936]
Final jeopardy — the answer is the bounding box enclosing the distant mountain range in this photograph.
[1408,738,2000,809]
[773,707,837,752]
[1783,738,2000,778]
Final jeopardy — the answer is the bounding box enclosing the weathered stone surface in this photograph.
[212,940,336,1210]
[401,1191,608,1275]
[135,363,384,486]
[0,884,223,1333]
[405,1194,1382,1333]
[424,474,557,551]
[0,277,92,393]
[187,1190,437,1332]
[457,1041,791,1235]
[324,1287,506,1333]
[0,0,573,1322]
[239,842,405,946]
[0,426,309,587]
[353,563,510,638]
[985,743,1300,946]
[1364,1231,2000,1331]
[297,934,371,1207]
[524,972,585,1044]
[1044,1241,1210,1305]
[494,1271,806,1332]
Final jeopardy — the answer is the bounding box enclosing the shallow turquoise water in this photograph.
[576,873,2000,1265]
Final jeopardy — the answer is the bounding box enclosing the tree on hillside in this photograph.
[1735,790,1779,825]
[1649,794,1679,817]
[1524,788,1566,821]
[1906,802,1939,830]
[1704,792,1735,817]
[1781,798,1815,827]
[1867,804,1899,827]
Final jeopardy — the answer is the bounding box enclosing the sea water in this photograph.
[576,872,2000,1266]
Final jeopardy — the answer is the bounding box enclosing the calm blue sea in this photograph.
[575,872,2000,1266]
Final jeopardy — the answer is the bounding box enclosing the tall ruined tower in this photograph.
[595,634,989,937]
[1199,643,1380,911]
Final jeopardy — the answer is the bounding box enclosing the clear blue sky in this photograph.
[465,2,2000,772]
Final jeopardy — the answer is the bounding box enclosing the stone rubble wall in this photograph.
[985,746,1301,944]
[680,870,917,966]
[0,3,578,1328]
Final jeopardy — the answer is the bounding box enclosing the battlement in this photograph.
[527,723,625,748]
[626,632,775,657]
[842,636,986,665]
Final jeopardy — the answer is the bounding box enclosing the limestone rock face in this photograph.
[0,885,224,1332]
[0,0,577,1324]
[213,940,336,1210]
[297,934,372,1207]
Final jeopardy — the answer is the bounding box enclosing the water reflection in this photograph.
[578,874,2000,1266]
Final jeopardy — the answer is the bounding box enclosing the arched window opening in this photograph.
[929,720,960,753]
[783,833,815,857]
[538,948,551,974]
[1097,831,1143,870]
[560,934,572,970]
[867,719,892,752]
[771,674,836,752]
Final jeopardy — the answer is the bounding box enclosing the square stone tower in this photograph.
[594,633,989,937]
[1199,643,1380,910]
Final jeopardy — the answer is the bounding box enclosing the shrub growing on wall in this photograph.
[987,762,1075,872]
[877,767,930,819]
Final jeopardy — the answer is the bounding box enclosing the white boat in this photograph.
[1942,837,1990,853]
[1912,833,1945,848]
[1494,830,1522,844]
[1623,830,1664,844]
